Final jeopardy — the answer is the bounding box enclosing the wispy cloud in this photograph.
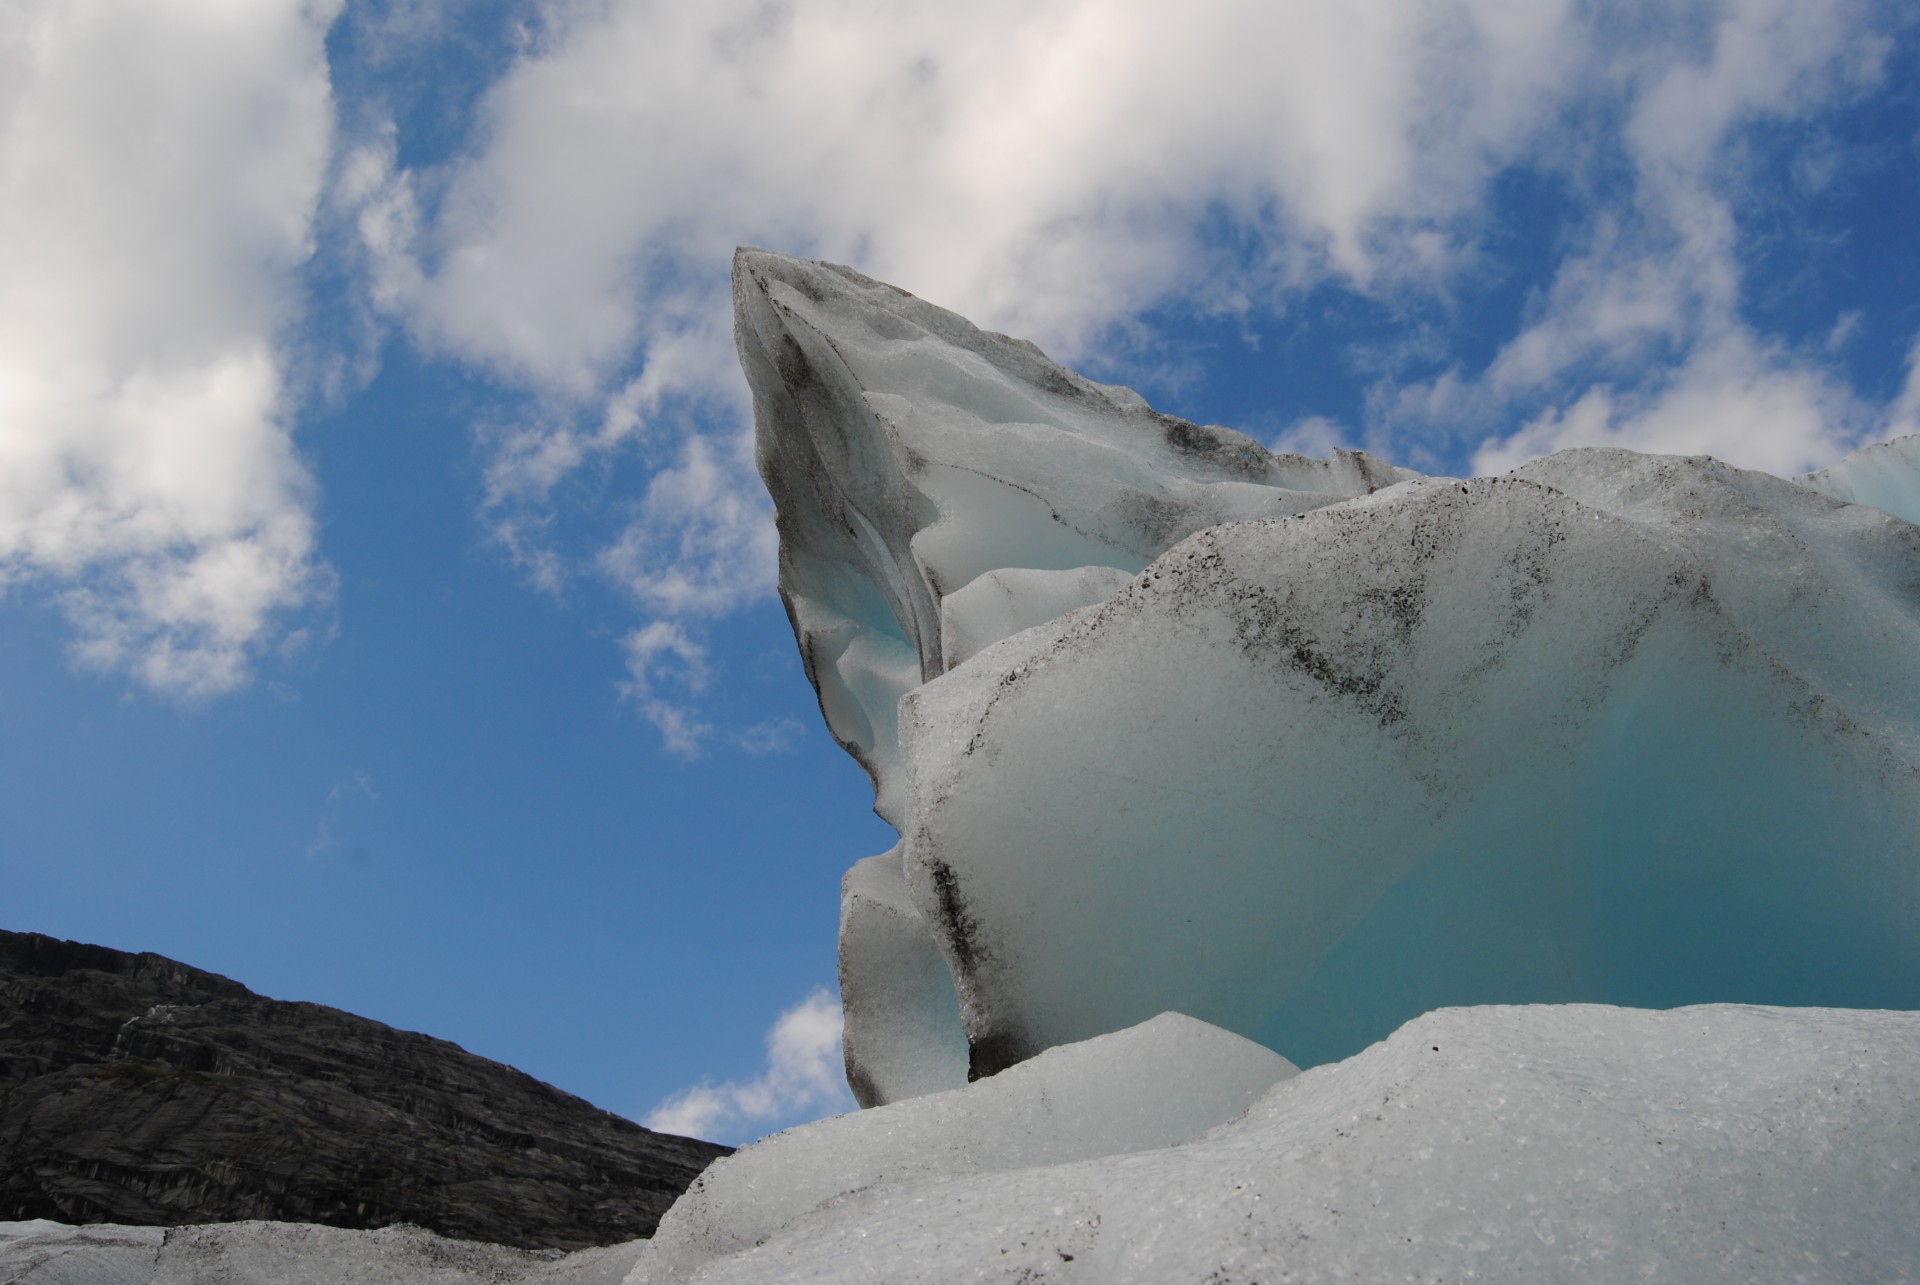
[305,772,380,858]
[0,0,339,697]
[619,619,713,757]
[644,988,854,1145]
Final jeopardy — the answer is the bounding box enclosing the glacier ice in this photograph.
[902,449,1920,1074]
[734,247,1414,1103]
[836,850,969,1106]
[631,1012,1294,1284]
[627,1004,1920,1284]
[734,248,1412,831]
[739,248,1920,1095]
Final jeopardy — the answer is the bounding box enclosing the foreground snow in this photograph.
[629,1004,1920,1282]
[13,1004,1915,1282]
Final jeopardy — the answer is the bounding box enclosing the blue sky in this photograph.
[2,0,1917,1144]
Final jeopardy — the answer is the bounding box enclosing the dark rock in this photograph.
[0,929,728,1250]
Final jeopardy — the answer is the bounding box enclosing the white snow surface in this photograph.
[12,1006,1919,1281]
[632,1003,1920,1284]
[631,1012,1295,1284]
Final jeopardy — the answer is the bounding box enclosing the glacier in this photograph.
[736,248,1920,1100]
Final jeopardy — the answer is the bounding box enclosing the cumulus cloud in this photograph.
[331,0,1912,742]
[350,0,1598,639]
[8,0,1907,723]
[374,0,1592,384]
[644,988,854,1144]
[0,0,340,696]
[599,432,776,619]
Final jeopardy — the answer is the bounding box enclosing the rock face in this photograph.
[0,930,728,1250]
[737,248,1920,1101]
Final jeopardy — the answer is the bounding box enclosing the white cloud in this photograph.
[644,987,854,1144]
[600,431,776,619]
[381,0,1590,392]
[1474,333,1866,477]
[344,0,1603,743]
[1268,415,1353,459]
[384,0,1901,483]
[0,0,339,696]
[337,0,1909,745]
[1484,0,1881,395]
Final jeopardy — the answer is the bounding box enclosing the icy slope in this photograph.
[626,1005,1920,1284]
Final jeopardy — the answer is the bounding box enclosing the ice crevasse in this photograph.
[733,247,1920,1105]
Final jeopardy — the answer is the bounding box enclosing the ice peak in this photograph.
[735,248,1407,826]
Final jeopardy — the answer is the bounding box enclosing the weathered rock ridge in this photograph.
[0,930,727,1250]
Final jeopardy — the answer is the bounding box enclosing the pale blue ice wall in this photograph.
[899,453,1920,1073]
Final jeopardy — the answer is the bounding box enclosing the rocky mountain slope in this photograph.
[0,930,727,1250]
